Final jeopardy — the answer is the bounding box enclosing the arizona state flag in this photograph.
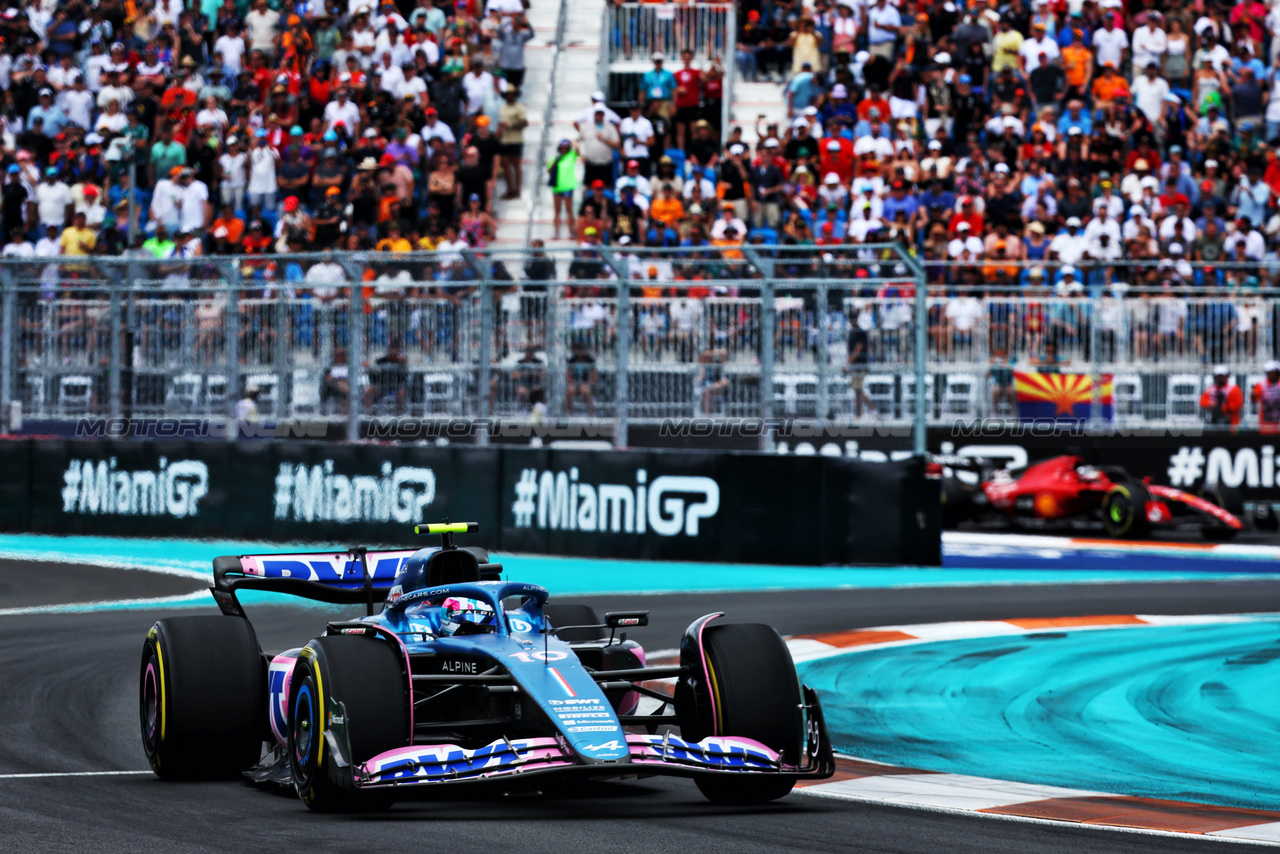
[1014,371,1113,423]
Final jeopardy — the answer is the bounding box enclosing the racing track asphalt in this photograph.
[2,563,1279,854]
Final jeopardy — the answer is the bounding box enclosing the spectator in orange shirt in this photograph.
[212,204,245,246]
[1060,29,1093,102]
[1091,63,1131,108]
[649,183,686,228]
[856,84,892,122]
[1201,365,1244,429]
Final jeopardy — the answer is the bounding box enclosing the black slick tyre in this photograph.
[542,603,605,641]
[288,634,408,812]
[690,623,804,805]
[1100,481,1151,539]
[140,616,265,780]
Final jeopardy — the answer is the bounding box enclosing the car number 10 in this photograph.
[509,650,569,662]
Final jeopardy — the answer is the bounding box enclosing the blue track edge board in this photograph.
[0,533,1279,602]
[944,534,1280,575]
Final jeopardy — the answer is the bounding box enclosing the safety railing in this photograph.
[605,2,734,64]
[7,250,1280,437]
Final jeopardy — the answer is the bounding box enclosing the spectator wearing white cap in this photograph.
[945,221,985,258]
[817,172,849,211]
[575,91,622,131]
[1201,364,1244,429]
[1122,205,1157,242]
[1048,217,1088,266]
[28,88,69,137]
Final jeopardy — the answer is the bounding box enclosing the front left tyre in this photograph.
[140,616,266,780]
[288,634,409,812]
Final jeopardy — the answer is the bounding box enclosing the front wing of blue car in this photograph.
[333,686,833,791]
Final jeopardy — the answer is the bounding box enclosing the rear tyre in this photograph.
[1100,481,1151,539]
[1202,483,1244,541]
[688,623,803,805]
[941,477,976,528]
[289,634,408,812]
[139,616,265,780]
[542,603,606,642]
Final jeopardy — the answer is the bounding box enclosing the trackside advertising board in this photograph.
[11,440,939,566]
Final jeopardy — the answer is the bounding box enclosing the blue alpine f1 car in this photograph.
[139,523,833,810]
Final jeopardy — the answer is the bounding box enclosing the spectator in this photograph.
[548,139,580,240]
[565,341,597,415]
[1252,361,1280,434]
[1201,365,1244,429]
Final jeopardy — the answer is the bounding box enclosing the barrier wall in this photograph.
[7,440,940,567]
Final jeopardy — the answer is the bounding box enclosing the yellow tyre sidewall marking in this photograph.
[299,645,325,772]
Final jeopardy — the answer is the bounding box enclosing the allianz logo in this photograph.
[273,460,435,523]
[511,467,719,536]
[61,457,208,517]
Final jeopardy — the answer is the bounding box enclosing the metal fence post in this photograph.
[107,265,122,420]
[274,277,290,421]
[1090,277,1103,428]
[816,280,829,424]
[547,277,565,418]
[475,255,493,447]
[760,278,775,451]
[0,265,13,428]
[339,256,366,443]
[900,247,928,457]
[223,260,241,441]
[598,247,630,448]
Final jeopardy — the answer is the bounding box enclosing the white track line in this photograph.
[0,590,210,617]
[0,771,152,780]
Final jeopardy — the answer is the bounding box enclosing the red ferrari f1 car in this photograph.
[941,454,1246,540]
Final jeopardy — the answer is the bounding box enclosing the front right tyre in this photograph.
[680,622,805,805]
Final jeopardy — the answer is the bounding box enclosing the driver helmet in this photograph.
[440,597,496,636]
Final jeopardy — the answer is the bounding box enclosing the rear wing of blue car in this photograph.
[210,546,502,617]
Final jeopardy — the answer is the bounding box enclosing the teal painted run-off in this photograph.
[2,534,1280,602]
[799,621,1280,810]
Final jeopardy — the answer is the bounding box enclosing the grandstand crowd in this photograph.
[571,0,1280,293]
[0,0,532,261]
